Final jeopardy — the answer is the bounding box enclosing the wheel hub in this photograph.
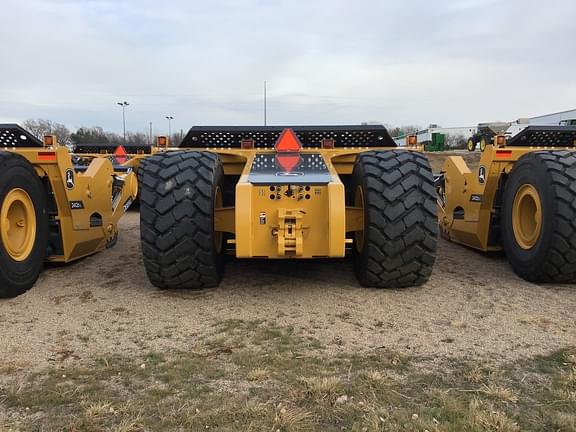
[1,188,36,261]
[512,184,542,250]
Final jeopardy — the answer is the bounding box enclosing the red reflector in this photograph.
[38,152,56,161]
[276,154,301,172]
[275,128,302,153]
[114,145,128,164]
[495,150,512,158]
[241,139,254,149]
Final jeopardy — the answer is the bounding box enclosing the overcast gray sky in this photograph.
[1,0,575,134]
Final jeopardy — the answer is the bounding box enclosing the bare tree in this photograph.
[126,132,148,146]
[385,124,421,138]
[23,119,162,148]
[445,133,467,149]
[71,126,116,144]
[400,125,420,135]
[22,118,71,146]
[51,123,71,146]
[168,132,184,147]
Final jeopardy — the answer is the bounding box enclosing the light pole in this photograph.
[165,116,174,138]
[117,101,129,143]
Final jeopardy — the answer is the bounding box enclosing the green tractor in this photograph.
[466,122,511,152]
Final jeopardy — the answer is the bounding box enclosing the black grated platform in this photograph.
[74,142,152,154]
[0,124,43,147]
[507,126,576,147]
[180,125,396,149]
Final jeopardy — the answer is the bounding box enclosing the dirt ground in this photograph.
[1,150,575,372]
[427,149,481,172]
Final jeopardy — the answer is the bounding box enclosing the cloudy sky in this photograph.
[1,0,575,135]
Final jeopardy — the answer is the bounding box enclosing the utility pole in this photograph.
[264,80,267,126]
[117,101,129,143]
[149,121,153,144]
[165,116,174,138]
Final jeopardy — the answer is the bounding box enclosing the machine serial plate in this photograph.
[248,153,332,185]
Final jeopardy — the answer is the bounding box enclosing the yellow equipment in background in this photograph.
[137,125,438,290]
[437,126,576,282]
[0,124,138,297]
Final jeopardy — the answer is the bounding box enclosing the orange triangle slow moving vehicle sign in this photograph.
[274,128,302,153]
[114,145,128,164]
[276,154,301,173]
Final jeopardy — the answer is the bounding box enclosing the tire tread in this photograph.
[354,150,438,288]
[138,151,222,289]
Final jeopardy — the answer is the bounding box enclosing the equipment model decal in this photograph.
[478,166,486,184]
[65,169,75,189]
[123,198,134,212]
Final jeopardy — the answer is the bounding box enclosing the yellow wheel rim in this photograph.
[355,185,365,253]
[479,137,487,152]
[512,184,542,250]
[467,139,475,152]
[1,188,36,261]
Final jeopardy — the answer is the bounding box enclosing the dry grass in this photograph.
[0,320,574,431]
[114,419,142,432]
[553,389,576,402]
[450,319,467,329]
[0,363,26,375]
[298,376,343,403]
[517,314,555,328]
[559,368,576,387]
[83,400,114,417]
[361,413,388,432]
[550,412,576,430]
[272,403,314,431]
[464,365,487,384]
[361,370,390,385]
[246,367,270,382]
[481,383,519,403]
[470,399,520,432]
[564,351,576,366]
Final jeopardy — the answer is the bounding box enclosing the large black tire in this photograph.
[0,153,48,298]
[139,151,224,289]
[352,150,438,288]
[502,151,576,283]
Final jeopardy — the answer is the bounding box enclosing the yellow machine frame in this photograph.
[2,138,137,262]
[215,148,355,258]
[130,146,409,258]
[125,134,423,259]
[437,134,575,251]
